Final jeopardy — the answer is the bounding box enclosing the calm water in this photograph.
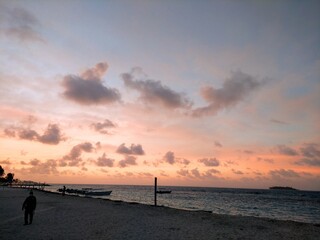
[45,184,320,224]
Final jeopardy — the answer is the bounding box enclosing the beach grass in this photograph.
[0,187,319,240]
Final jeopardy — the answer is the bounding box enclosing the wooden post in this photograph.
[154,177,157,206]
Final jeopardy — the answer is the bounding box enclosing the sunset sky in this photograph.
[0,0,319,190]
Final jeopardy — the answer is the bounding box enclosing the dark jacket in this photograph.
[22,196,37,211]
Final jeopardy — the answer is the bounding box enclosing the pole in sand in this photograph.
[154,177,157,206]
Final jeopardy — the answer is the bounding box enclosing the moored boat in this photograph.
[157,190,172,194]
[85,190,112,196]
[58,188,112,196]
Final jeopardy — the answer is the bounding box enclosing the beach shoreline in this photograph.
[1,187,319,240]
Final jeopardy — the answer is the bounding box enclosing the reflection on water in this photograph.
[45,184,320,224]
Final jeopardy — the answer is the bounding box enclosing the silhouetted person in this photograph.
[22,190,37,225]
[62,185,66,196]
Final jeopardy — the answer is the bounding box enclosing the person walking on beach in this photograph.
[22,190,37,225]
[62,185,66,196]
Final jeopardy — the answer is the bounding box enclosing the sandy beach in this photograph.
[0,187,319,240]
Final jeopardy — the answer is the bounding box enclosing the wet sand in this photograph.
[0,187,319,240]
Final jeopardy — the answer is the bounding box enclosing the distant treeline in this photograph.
[0,165,15,184]
[269,186,297,190]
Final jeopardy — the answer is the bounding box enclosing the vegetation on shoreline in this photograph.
[0,165,15,184]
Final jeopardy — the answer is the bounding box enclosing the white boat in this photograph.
[58,188,112,196]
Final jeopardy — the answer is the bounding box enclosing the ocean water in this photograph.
[44,184,320,224]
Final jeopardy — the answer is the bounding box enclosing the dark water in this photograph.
[45,184,320,224]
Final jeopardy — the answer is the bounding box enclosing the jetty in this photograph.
[8,181,50,190]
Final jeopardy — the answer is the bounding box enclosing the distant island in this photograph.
[269,186,298,190]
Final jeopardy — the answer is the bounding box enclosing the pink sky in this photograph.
[0,1,319,190]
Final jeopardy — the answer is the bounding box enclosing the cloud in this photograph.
[0,159,11,165]
[29,159,40,166]
[192,71,263,117]
[243,150,254,154]
[0,6,44,42]
[137,172,153,178]
[38,124,64,145]
[293,143,320,167]
[60,142,94,167]
[3,128,15,137]
[198,158,220,167]
[277,145,299,156]
[224,160,238,166]
[270,119,288,125]
[95,153,114,167]
[91,119,116,134]
[21,159,58,175]
[191,168,201,178]
[118,155,137,168]
[4,124,65,145]
[204,168,220,176]
[232,169,244,175]
[257,157,274,164]
[214,141,222,147]
[177,168,220,179]
[295,158,320,167]
[160,152,189,165]
[121,68,192,109]
[178,158,190,165]
[163,151,175,164]
[253,171,263,176]
[116,143,145,155]
[269,169,300,178]
[300,143,320,159]
[18,129,39,141]
[177,169,189,177]
[62,62,121,105]
[81,62,108,81]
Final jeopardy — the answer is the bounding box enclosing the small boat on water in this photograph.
[156,190,172,194]
[85,189,112,196]
[58,188,112,196]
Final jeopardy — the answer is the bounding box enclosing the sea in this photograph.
[44,184,320,224]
